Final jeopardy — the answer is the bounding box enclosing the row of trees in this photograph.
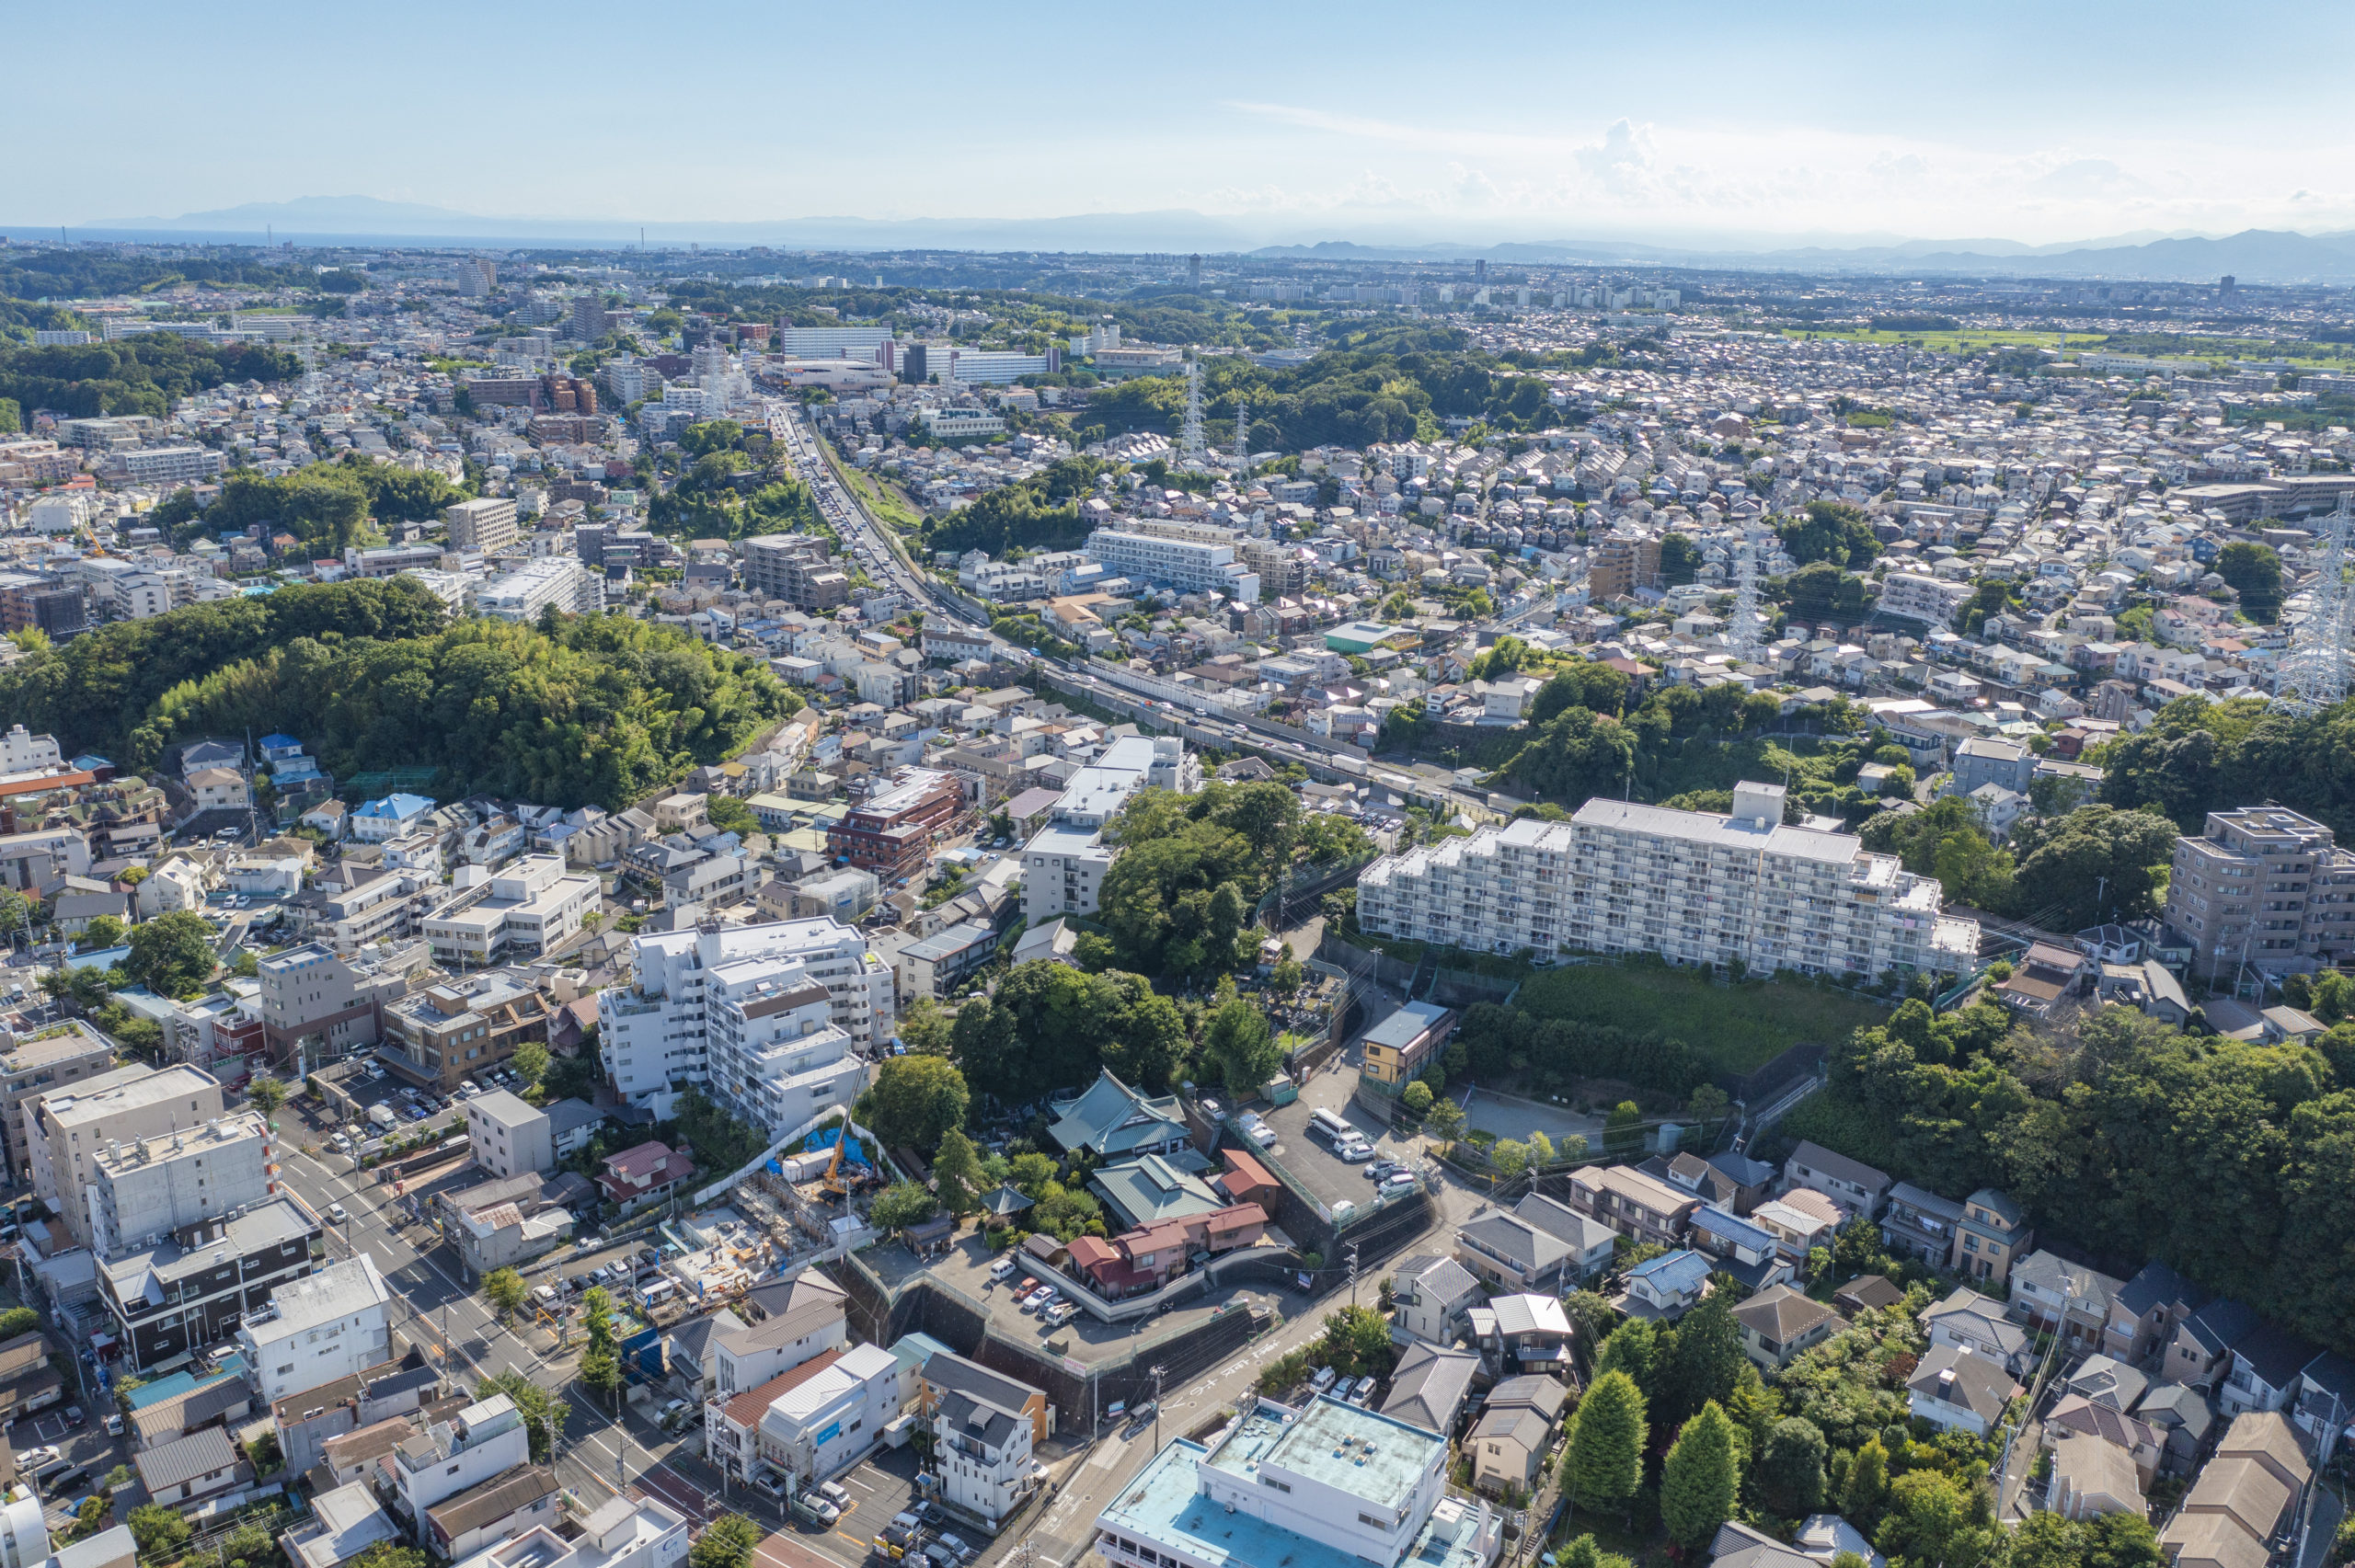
[1794,995,2355,1356]
[1449,1001,1717,1098]
[0,334,300,422]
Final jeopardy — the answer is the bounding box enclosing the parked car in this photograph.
[1381,1171,1418,1193]
[1019,1287,1053,1313]
[752,1471,789,1500]
[819,1481,851,1508]
[794,1495,840,1526]
[1251,1124,1278,1147]
[988,1258,1018,1283]
[13,1447,56,1470]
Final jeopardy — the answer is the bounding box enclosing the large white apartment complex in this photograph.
[1083,524,1259,603]
[1357,782,1979,979]
[1020,736,1200,927]
[600,918,890,1124]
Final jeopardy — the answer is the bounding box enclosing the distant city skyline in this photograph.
[23,0,2355,246]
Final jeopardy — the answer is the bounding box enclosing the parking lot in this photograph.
[1255,1071,1418,1218]
[9,1403,132,1529]
[784,1444,927,1567]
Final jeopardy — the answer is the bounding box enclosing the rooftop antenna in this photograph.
[2272,490,2354,716]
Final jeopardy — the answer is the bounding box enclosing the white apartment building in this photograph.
[419,856,600,966]
[1877,571,1974,626]
[1020,736,1200,926]
[476,556,603,622]
[0,727,62,773]
[236,1253,394,1404]
[936,1380,1039,1528]
[704,954,867,1139]
[600,918,891,1120]
[444,498,518,554]
[120,447,226,486]
[85,1113,272,1257]
[389,1393,531,1523]
[1357,782,1980,979]
[26,1064,228,1250]
[1083,528,1259,602]
[913,407,1005,440]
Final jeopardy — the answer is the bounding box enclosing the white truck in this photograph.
[366,1103,398,1132]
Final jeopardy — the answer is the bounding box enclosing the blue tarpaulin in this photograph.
[803,1127,868,1167]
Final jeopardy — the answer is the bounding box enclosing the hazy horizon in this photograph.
[23,0,2355,248]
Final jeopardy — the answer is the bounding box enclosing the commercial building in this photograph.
[1093,1398,1500,1568]
[476,557,603,622]
[1083,528,1259,602]
[26,1064,229,1250]
[752,1341,908,1486]
[236,1253,395,1404]
[443,498,518,554]
[775,327,892,359]
[600,918,891,1120]
[828,768,962,880]
[2164,804,2355,980]
[1020,736,1198,926]
[1356,782,1981,979]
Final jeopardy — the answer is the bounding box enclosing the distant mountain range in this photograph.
[40,195,2355,282]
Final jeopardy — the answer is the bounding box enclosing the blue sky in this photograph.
[18,0,2355,246]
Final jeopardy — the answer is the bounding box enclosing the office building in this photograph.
[828,769,962,880]
[25,1064,229,1250]
[2165,804,2355,979]
[476,557,603,622]
[600,918,891,1120]
[1094,1398,1499,1568]
[443,498,518,554]
[1083,528,1258,602]
[256,940,420,1069]
[236,1253,394,1404]
[1357,781,1980,979]
[1021,736,1198,926]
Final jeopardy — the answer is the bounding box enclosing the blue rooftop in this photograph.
[356,793,435,819]
[258,734,302,750]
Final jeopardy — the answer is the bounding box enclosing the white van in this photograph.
[638,1281,678,1309]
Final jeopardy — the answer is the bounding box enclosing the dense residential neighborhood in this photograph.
[0,231,2353,1568]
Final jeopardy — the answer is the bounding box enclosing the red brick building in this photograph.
[827,769,962,880]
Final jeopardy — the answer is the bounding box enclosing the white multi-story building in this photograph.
[419,855,600,966]
[236,1253,394,1404]
[444,1498,687,1568]
[390,1392,532,1523]
[1877,570,1973,626]
[476,557,603,622]
[600,918,891,1121]
[1083,528,1259,602]
[936,1379,1040,1528]
[1356,781,1979,979]
[754,1342,909,1486]
[775,327,893,359]
[85,1113,272,1257]
[1021,736,1200,926]
[1095,1398,1499,1568]
[704,954,867,1139]
[0,727,61,773]
[913,407,1005,440]
[119,446,226,486]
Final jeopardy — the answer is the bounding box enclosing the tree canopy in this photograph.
[950,960,1189,1104]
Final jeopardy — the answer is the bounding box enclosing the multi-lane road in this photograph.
[275,1102,719,1520]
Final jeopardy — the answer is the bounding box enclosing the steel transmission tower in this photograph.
[1179,355,1207,466]
[1729,530,1769,663]
[1233,398,1249,471]
[2273,491,2355,716]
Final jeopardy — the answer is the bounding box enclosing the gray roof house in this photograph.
[1390,1254,1482,1348]
[1048,1070,1189,1160]
[1908,1344,2022,1436]
[1380,1341,1482,1436]
[1781,1141,1892,1218]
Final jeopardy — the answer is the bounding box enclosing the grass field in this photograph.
[1517,960,1890,1076]
[830,455,926,536]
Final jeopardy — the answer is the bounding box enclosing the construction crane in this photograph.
[819,1129,850,1202]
